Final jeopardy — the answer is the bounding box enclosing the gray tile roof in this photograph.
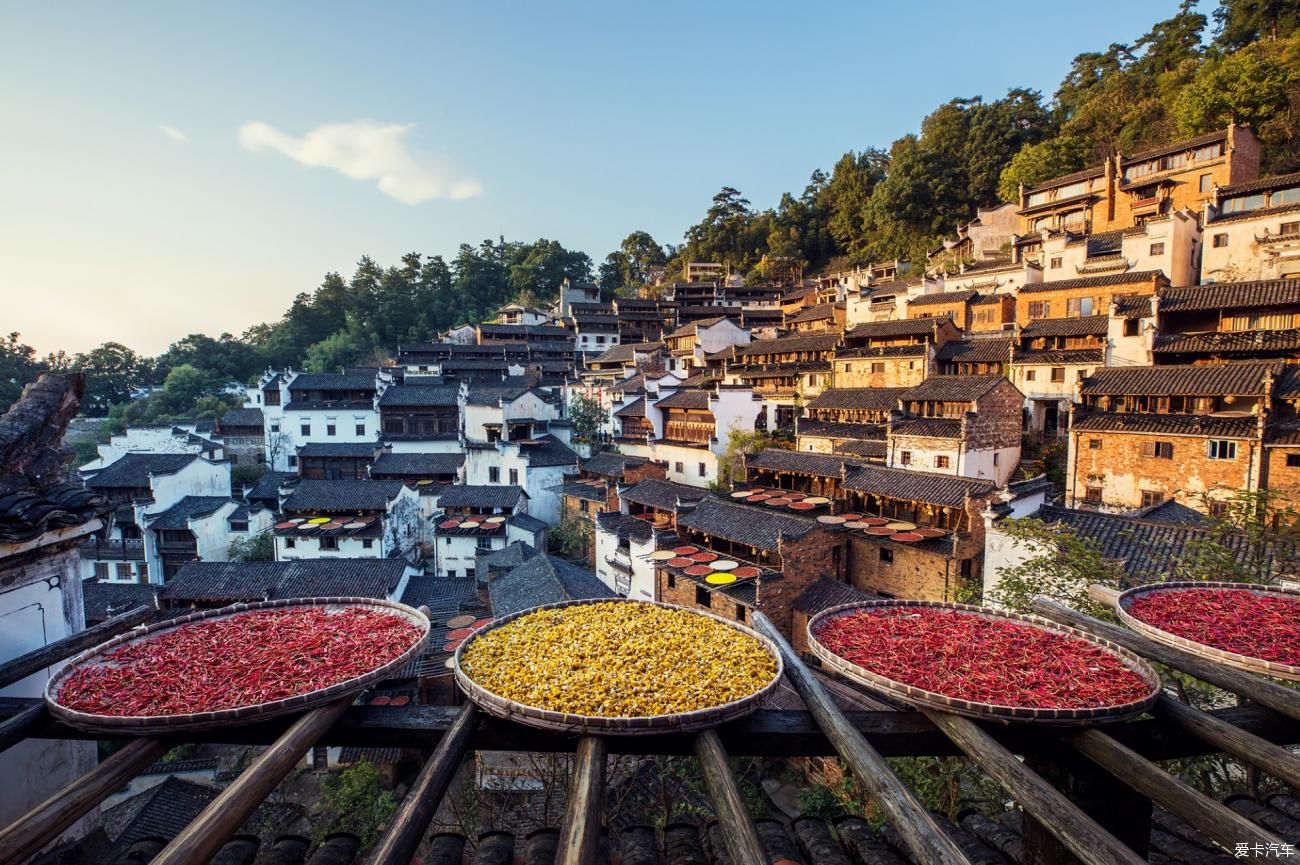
[560,482,607,503]
[1014,349,1105,365]
[82,581,158,624]
[842,464,996,507]
[844,318,950,340]
[1019,316,1109,338]
[834,344,928,359]
[518,434,578,468]
[614,397,646,418]
[891,418,963,438]
[1072,412,1259,438]
[834,440,888,458]
[596,510,654,543]
[796,421,887,440]
[676,496,819,551]
[296,442,379,458]
[1159,279,1300,313]
[581,452,648,478]
[936,339,1013,363]
[805,388,908,411]
[786,302,841,323]
[1018,271,1163,294]
[245,470,292,504]
[655,389,713,410]
[1218,170,1300,197]
[488,555,616,618]
[901,375,1008,402]
[281,479,407,512]
[735,333,840,357]
[289,371,378,391]
[619,479,708,511]
[220,407,264,427]
[506,513,548,534]
[437,485,525,510]
[1113,295,1155,318]
[589,342,664,365]
[378,384,461,407]
[1079,363,1281,397]
[399,576,478,615]
[85,453,200,489]
[909,290,977,306]
[0,483,109,543]
[159,558,409,603]
[146,496,231,530]
[369,452,464,477]
[745,449,869,477]
[1153,330,1300,354]
[791,577,878,614]
[104,776,217,845]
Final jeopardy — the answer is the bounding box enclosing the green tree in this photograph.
[150,364,219,416]
[70,342,150,415]
[1174,489,1300,583]
[568,393,607,443]
[998,135,1090,203]
[0,332,43,411]
[317,761,397,849]
[1172,47,1294,136]
[715,430,791,491]
[228,532,274,562]
[983,518,1125,616]
[1213,0,1300,48]
[548,513,592,560]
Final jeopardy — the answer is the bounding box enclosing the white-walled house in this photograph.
[462,385,562,444]
[139,497,275,581]
[1202,172,1300,282]
[615,385,759,487]
[256,369,388,471]
[429,485,528,578]
[461,436,578,527]
[273,479,422,562]
[1036,211,1202,288]
[79,424,224,473]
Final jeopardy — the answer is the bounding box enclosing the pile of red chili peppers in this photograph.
[1127,588,1300,666]
[57,608,423,717]
[816,608,1153,709]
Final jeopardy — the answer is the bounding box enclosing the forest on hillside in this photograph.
[4,0,1299,422]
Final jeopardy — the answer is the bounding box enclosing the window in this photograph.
[288,455,298,467]
[596,335,606,344]
[444,537,452,545]
[1207,440,1237,460]
[114,562,131,580]
[1066,297,1094,317]
[1141,490,1164,508]
[1280,221,1300,237]
[1025,369,1036,382]
[362,538,374,549]
[1199,173,1213,193]
[326,423,336,436]
[1212,233,1229,248]
[1208,500,1229,518]
[489,467,500,483]
[880,548,894,563]
[695,585,712,608]
[1028,301,1050,319]
[355,423,365,435]
[476,537,493,550]
[1050,367,1066,383]
[285,537,296,549]
[1287,454,1300,468]
[509,468,518,485]
[1084,485,1104,503]
[993,452,1000,467]
[1149,242,1165,256]
[900,451,912,466]
[1089,438,1102,450]
[1049,256,1062,269]
[447,570,457,578]
[270,423,280,433]
[871,362,885,373]
[580,500,589,513]
[735,605,746,622]
[698,462,706,477]
[1194,143,1224,161]
[300,423,311,436]
[229,521,248,533]
[674,461,684,474]
[138,563,148,580]
[320,537,338,550]
[935,455,950,469]
[1123,319,1140,337]
[94,562,109,580]
[1142,441,1174,459]
[466,568,476,579]
[667,573,676,588]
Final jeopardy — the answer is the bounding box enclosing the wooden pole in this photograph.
[152,700,351,865]
[1066,727,1285,851]
[693,730,767,865]
[925,712,1146,865]
[0,702,47,754]
[750,613,972,865]
[1032,596,1300,724]
[555,736,608,865]
[0,605,156,690]
[1156,695,1300,791]
[366,704,477,865]
[0,736,171,865]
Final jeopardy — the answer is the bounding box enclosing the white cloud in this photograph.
[237,120,482,204]
[159,125,187,142]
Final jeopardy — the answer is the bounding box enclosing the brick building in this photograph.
[1010,316,1108,435]
[889,375,1024,484]
[832,318,960,389]
[1152,279,1300,365]
[1014,271,1167,328]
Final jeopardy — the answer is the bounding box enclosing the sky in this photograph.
[1,1,1179,357]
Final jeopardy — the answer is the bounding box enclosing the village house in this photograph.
[80,453,231,584]
[1066,363,1279,514]
[593,478,707,599]
[614,385,758,487]
[475,321,572,347]
[739,306,784,339]
[1009,316,1107,436]
[665,280,722,309]
[935,338,1013,377]
[579,341,667,385]
[1033,213,1202,287]
[936,258,1044,296]
[663,316,751,374]
[888,375,1023,484]
[833,318,960,389]
[1152,279,1300,365]
[294,442,380,480]
[1265,367,1300,505]
[1202,171,1300,282]
[487,553,616,619]
[272,478,422,562]
[554,277,602,316]
[137,495,271,581]
[655,494,845,642]
[79,423,224,472]
[1016,124,1260,237]
[215,407,265,465]
[844,279,920,326]
[1014,270,1167,329]
[718,282,783,308]
[429,485,530,579]
[929,203,1020,268]
[905,290,980,330]
[795,387,905,458]
[497,304,551,326]
[569,301,621,353]
[728,332,840,429]
[368,451,464,486]
[611,297,675,344]
[461,384,562,445]
[378,382,462,453]
[784,301,846,334]
[461,432,576,527]
[558,452,666,530]
[741,449,997,601]
[395,341,575,381]
[257,369,387,472]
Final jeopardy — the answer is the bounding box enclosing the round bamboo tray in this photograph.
[1116,581,1300,681]
[808,600,1161,725]
[454,598,784,735]
[46,597,430,734]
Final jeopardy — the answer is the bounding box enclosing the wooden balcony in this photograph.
[662,421,714,446]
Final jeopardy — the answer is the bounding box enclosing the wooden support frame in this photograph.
[694,730,767,865]
[0,605,156,691]
[555,736,608,865]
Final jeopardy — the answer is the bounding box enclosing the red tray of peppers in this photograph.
[808,600,1161,724]
[45,597,430,733]
[1117,581,1300,681]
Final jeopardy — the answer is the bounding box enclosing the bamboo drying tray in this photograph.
[454,598,783,735]
[46,597,430,733]
[808,600,1161,725]
[1116,581,1300,682]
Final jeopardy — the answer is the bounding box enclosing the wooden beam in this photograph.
[694,730,766,865]
[1156,695,1300,791]
[1032,597,1300,724]
[0,702,47,754]
[0,604,156,690]
[365,704,477,865]
[151,700,351,865]
[555,736,607,865]
[1066,727,1285,852]
[0,736,171,865]
[751,613,972,865]
[925,712,1146,865]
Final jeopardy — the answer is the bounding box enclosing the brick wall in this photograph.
[622,462,667,485]
[966,380,1025,451]
[968,296,1015,334]
[844,533,981,601]
[1263,446,1300,503]
[1016,284,1154,327]
[909,301,968,329]
[833,357,927,389]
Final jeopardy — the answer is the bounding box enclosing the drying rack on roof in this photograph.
[1,591,1300,865]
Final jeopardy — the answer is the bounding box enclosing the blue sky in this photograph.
[1,1,1177,356]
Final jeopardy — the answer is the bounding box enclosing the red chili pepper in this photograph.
[57,608,422,716]
[815,608,1152,710]
[1127,588,1300,667]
